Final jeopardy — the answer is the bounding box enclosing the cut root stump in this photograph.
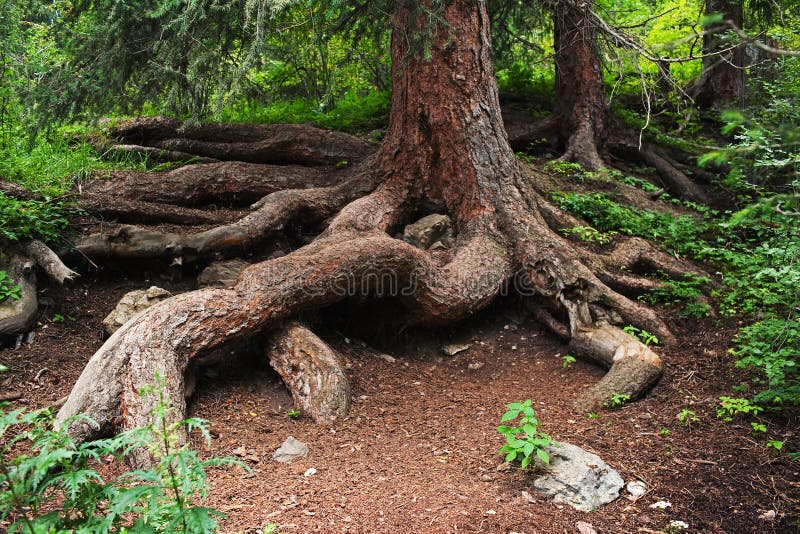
[266,322,351,424]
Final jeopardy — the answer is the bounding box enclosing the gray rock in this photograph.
[272,436,309,463]
[102,286,172,334]
[403,214,454,250]
[197,259,250,287]
[532,442,623,512]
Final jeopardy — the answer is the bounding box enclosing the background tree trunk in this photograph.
[553,0,607,170]
[693,0,745,108]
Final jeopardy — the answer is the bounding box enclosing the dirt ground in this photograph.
[1,268,799,534]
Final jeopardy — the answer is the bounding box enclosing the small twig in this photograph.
[0,391,23,402]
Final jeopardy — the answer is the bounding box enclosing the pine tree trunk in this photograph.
[553,0,607,170]
[693,0,745,108]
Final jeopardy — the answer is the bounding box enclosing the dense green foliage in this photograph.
[0,377,241,533]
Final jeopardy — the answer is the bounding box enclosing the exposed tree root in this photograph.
[85,163,337,208]
[1,241,78,337]
[267,322,351,425]
[100,144,219,165]
[0,250,38,337]
[105,117,375,166]
[79,197,241,225]
[609,139,710,204]
[569,323,663,410]
[72,170,381,263]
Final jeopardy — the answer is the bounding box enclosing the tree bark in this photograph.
[693,0,745,109]
[58,0,694,463]
[553,0,607,170]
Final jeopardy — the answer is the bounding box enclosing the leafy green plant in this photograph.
[551,191,707,256]
[561,226,615,245]
[496,399,554,468]
[0,271,22,303]
[751,421,767,435]
[561,354,576,368]
[659,428,670,436]
[716,396,764,421]
[0,375,242,533]
[622,326,659,346]
[767,440,783,451]
[640,274,712,319]
[586,412,600,419]
[0,193,72,245]
[604,393,631,409]
[730,318,800,405]
[543,160,584,176]
[287,409,301,420]
[677,409,699,427]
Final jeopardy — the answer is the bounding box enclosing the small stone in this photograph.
[403,214,454,250]
[480,474,493,482]
[197,259,250,287]
[375,353,397,363]
[576,521,598,534]
[521,490,536,504]
[232,446,247,457]
[650,500,672,510]
[484,509,496,515]
[442,343,471,356]
[303,467,317,477]
[758,510,776,521]
[102,286,172,334]
[496,461,511,472]
[626,480,647,496]
[272,436,309,463]
[467,361,484,370]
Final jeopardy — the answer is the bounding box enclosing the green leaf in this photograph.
[500,410,519,422]
[520,454,532,469]
[523,442,535,457]
[536,448,550,465]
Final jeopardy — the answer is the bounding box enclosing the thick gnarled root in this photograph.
[266,322,351,424]
[569,323,663,411]
[1,241,78,338]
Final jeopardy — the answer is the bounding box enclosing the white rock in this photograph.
[626,480,647,496]
[442,343,470,356]
[576,522,598,534]
[668,520,688,531]
[272,436,309,463]
[102,286,172,334]
[650,500,672,510]
[531,442,623,512]
[303,467,317,477]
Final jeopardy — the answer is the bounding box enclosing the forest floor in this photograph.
[1,264,798,533]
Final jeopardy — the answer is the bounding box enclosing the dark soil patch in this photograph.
[1,271,798,533]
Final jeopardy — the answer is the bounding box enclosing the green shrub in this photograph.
[0,193,72,245]
[730,319,800,405]
[0,376,241,533]
[551,191,707,255]
[496,399,553,468]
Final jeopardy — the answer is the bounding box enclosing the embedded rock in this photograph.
[532,441,623,512]
[102,286,172,334]
[197,259,250,287]
[403,214,454,250]
[272,436,309,463]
